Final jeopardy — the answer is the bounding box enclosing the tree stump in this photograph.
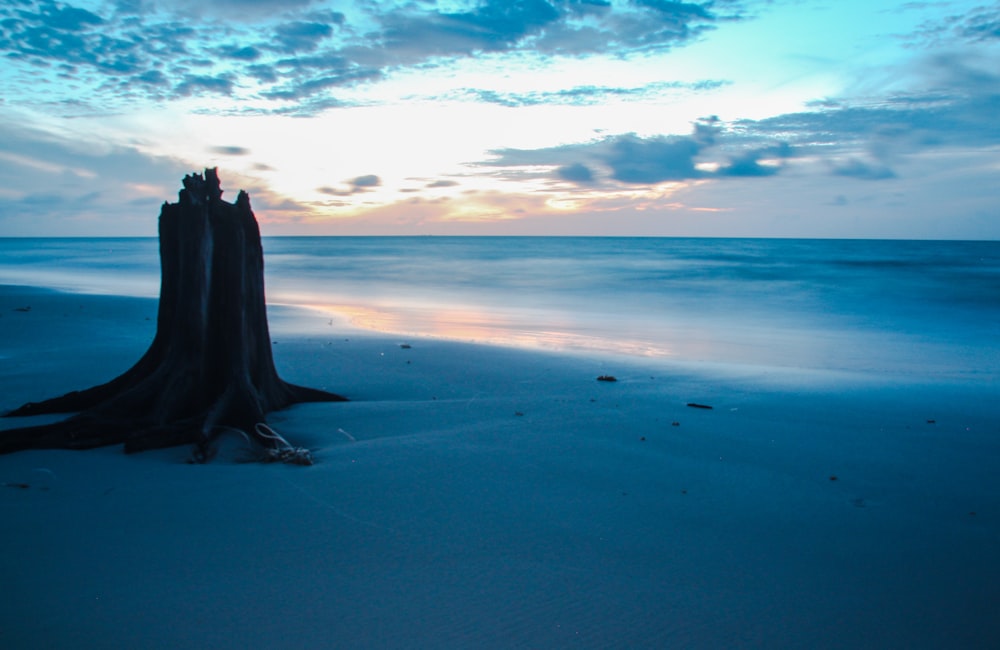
[1,168,346,462]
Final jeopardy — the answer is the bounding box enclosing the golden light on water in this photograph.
[293,301,674,358]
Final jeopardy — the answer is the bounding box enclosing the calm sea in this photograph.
[1,237,998,379]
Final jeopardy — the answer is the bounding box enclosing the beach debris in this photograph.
[226,424,315,465]
[596,375,617,382]
[686,403,713,410]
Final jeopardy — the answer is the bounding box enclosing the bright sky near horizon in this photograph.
[1,0,998,238]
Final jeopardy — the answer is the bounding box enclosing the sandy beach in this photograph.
[1,283,998,648]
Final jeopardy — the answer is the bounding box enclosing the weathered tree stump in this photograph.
[1,168,346,462]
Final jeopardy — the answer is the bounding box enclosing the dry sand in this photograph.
[1,285,998,648]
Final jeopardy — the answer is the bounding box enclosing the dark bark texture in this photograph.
[1,169,346,461]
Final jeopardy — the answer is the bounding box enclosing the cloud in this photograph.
[0,2,340,108]
[350,174,381,189]
[957,6,1000,42]
[482,116,729,184]
[209,146,251,156]
[260,61,383,101]
[537,0,742,54]
[909,3,1000,45]
[717,143,791,177]
[39,4,103,30]
[317,174,382,197]
[482,141,593,174]
[450,79,729,107]
[0,118,187,235]
[0,0,743,113]
[175,74,235,96]
[633,0,713,21]
[830,158,897,181]
[714,49,1000,185]
[134,69,169,87]
[270,20,337,53]
[556,163,594,182]
[219,45,262,61]
[427,179,460,188]
[1,1,137,73]
[160,0,319,18]
[604,133,704,182]
[379,0,562,57]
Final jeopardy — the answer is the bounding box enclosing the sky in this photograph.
[0,0,998,238]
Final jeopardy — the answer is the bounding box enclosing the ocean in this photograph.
[1,237,998,380]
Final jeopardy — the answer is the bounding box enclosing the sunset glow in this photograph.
[1,0,998,238]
